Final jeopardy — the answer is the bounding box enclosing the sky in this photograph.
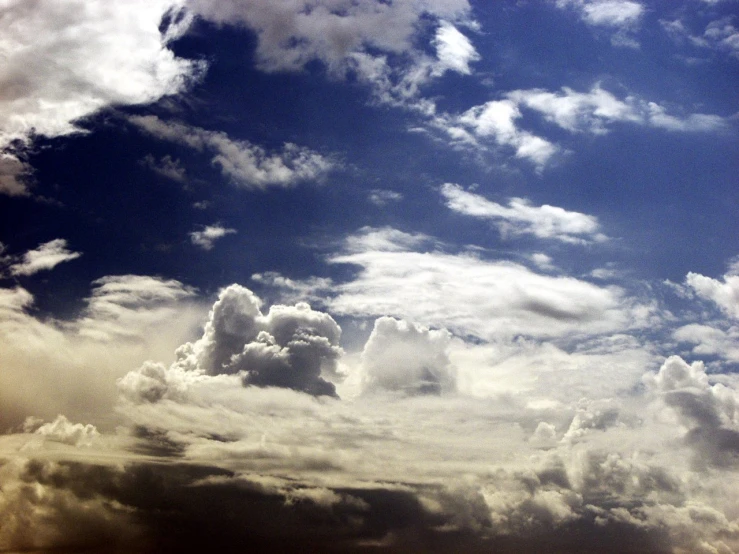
[1,0,739,552]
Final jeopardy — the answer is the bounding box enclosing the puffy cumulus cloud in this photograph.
[686,268,739,318]
[0,0,205,195]
[360,317,456,395]
[7,239,82,277]
[0,276,205,429]
[131,115,334,189]
[119,284,343,400]
[27,415,100,447]
[326,227,646,341]
[644,356,739,469]
[189,223,237,250]
[441,183,606,244]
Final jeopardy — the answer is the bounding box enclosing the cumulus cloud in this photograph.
[441,183,607,244]
[8,239,82,276]
[663,16,739,59]
[326,227,642,341]
[0,153,31,197]
[685,268,739,318]
[368,189,403,207]
[0,0,205,195]
[644,355,739,468]
[30,415,100,447]
[674,323,739,362]
[189,224,237,250]
[119,284,343,400]
[131,115,334,189]
[360,317,456,395]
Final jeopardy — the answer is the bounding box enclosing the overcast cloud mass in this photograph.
[1,1,739,552]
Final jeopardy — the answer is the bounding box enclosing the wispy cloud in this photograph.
[9,239,81,276]
[441,183,607,244]
[131,116,335,190]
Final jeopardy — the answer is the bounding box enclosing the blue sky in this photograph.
[1,1,739,552]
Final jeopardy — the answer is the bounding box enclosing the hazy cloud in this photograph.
[131,115,334,189]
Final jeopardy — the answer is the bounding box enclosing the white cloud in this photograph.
[0,154,31,197]
[446,84,727,168]
[360,317,456,395]
[685,270,739,318]
[455,99,559,168]
[0,0,205,195]
[32,415,100,447]
[508,85,641,133]
[556,0,644,28]
[9,239,82,276]
[131,115,334,189]
[189,224,237,250]
[441,183,607,244]
[326,227,643,341]
[674,323,739,362]
[432,21,480,76]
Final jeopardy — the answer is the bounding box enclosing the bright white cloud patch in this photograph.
[360,317,456,395]
[9,239,82,276]
[441,183,606,243]
[131,116,334,189]
[686,269,739,318]
[432,21,480,76]
[0,0,204,195]
[326,227,641,340]
[189,224,236,250]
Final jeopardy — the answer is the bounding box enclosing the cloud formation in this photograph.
[131,115,334,189]
[189,224,237,250]
[441,183,607,244]
[8,239,82,276]
[119,284,343,401]
[0,0,204,195]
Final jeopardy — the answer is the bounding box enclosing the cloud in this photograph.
[189,224,237,250]
[441,183,607,244]
[685,269,739,318]
[360,317,456,395]
[30,415,100,447]
[77,275,197,342]
[119,284,343,401]
[0,276,205,429]
[368,189,403,207]
[443,83,727,168]
[0,0,205,195]
[454,98,559,168]
[140,154,187,182]
[555,0,644,47]
[674,323,739,362]
[0,153,31,197]
[131,115,334,190]
[186,0,474,74]
[325,227,646,341]
[432,21,480,76]
[8,239,82,276]
[665,16,739,60]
